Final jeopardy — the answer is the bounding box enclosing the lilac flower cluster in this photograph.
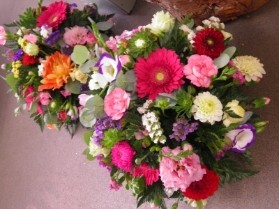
[169,117,198,141]
[45,30,61,46]
[13,49,24,61]
[92,116,121,145]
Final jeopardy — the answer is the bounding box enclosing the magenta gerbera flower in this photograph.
[36,1,68,29]
[135,48,184,100]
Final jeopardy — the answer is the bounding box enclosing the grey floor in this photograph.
[0,0,279,209]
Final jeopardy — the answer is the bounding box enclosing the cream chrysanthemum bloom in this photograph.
[148,11,175,35]
[191,92,223,125]
[233,56,265,82]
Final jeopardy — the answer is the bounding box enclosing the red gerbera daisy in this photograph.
[135,48,184,100]
[22,54,39,65]
[182,167,220,200]
[36,1,68,29]
[193,28,225,59]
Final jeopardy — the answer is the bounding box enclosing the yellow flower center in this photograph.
[207,38,214,46]
[156,72,165,81]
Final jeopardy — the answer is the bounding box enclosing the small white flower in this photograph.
[191,92,223,125]
[88,140,109,157]
[209,16,221,23]
[135,39,145,48]
[233,56,265,82]
[88,73,108,90]
[40,25,52,38]
[38,63,44,76]
[148,11,175,35]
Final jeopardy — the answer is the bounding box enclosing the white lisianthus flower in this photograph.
[232,56,265,82]
[88,72,108,90]
[148,11,175,35]
[223,100,245,127]
[24,43,39,56]
[191,92,223,125]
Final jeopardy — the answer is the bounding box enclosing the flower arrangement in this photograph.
[1,3,270,209]
[79,12,269,209]
[0,0,113,135]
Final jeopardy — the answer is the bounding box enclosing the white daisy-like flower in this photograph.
[233,56,265,82]
[191,92,223,125]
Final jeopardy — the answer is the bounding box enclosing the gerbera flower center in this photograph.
[156,71,165,81]
[51,16,58,23]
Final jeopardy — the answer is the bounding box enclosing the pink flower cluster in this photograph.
[104,88,130,120]
[0,26,6,45]
[111,141,135,172]
[63,26,97,47]
[132,163,159,186]
[184,54,218,88]
[159,144,206,191]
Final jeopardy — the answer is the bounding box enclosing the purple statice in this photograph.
[61,45,73,56]
[92,116,121,145]
[45,30,61,46]
[13,49,24,61]
[169,117,198,141]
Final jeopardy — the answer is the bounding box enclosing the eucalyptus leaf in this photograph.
[80,60,96,73]
[115,71,128,89]
[125,70,136,92]
[96,21,114,31]
[223,46,237,58]
[5,74,18,93]
[44,113,58,124]
[65,80,82,94]
[79,108,96,128]
[84,130,93,146]
[214,53,230,69]
[71,45,90,65]
[84,95,104,118]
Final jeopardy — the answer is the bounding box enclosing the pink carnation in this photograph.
[24,86,35,110]
[0,26,7,45]
[86,33,97,45]
[109,179,122,191]
[39,92,52,105]
[104,88,130,120]
[184,54,218,88]
[159,145,206,191]
[132,163,160,186]
[63,26,89,47]
[111,141,135,172]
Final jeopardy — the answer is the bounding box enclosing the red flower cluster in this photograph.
[183,167,219,200]
[22,54,39,65]
[132,163,159,186]
[193,28,225,59]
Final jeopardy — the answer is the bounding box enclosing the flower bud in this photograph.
[223,100,245,127]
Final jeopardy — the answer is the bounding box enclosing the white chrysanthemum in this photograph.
[88,141,109,158]
[191,92,223,125]
[148,11,175,35]
[233,56,265,82]
[24,43,39,56]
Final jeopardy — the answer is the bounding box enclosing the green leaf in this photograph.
[43,113,58,124]
[5,74,18,93]
[71,45,90,65]
[85,95,104,118]
[65,80,82,94]
[84,130,93,146]
[96,21,114,31]
[80,60,96,73]
[223,46,236,58]
[101,128,123,149]
[196,200,204,209]
[171,202,179,209]
[115,71,128,89]
[214,53,230,69]
[79,108,97,128]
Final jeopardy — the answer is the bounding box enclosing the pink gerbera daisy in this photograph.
[135,48,184,100]
[37,1,68,29]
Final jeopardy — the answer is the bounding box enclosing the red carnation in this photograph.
[22,54,39,65]
[182,167,220,200]
[135,48,184,100]
[193,28,225,59]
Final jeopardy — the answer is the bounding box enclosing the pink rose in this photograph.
[23,34,38,44]
[104,87,130,120]
[184,54,218,88]
[0,26,6,45]
[39,92,51,105]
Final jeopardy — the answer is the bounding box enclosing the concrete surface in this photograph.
[0,0,278,209]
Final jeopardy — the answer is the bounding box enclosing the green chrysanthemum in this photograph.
[128,30,157,58]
